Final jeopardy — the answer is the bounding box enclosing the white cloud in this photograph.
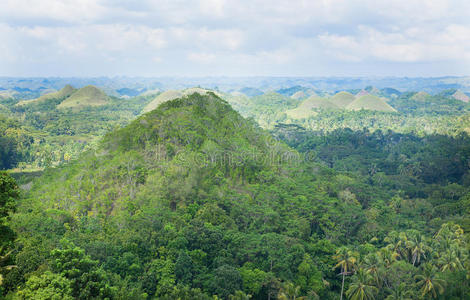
[187,52,216,63]
[319,24,470,63]
[0,0,469,76]
[1,0,106,24]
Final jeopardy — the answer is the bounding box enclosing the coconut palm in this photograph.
[385,282,414,300]
[438,248,464,272]
[362,253,385,289]
[378,248,399,268]
[414,263,445,299]
[435,224,464,246]
[384,231,402,252]
[405,232,429,266]
[384,231,407,260]
[345,268,378,300]
[334,247,358,300]
[277,282,305,300]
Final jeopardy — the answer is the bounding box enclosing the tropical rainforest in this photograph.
[0,81,470,299]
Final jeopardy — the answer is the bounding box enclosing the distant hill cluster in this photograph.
[285,91,396,119]
[6,81,470,119]
[15,85,111,109]
[2,79,470,171]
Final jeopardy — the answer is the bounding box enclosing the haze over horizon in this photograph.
[1,0,470,77]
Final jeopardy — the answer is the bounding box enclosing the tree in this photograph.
[414,263,445,299]
[50,240,115,299]
[175,250,193,284]
[296,253,324,295]
[404,231,429,266]
[0,172,18,223]
[210,265,242,299]
[277,282,305,300]
[0,172,18,288]
[438,248,464,272]
[385,282,413,300]
[229,290,252,300]
[346,268,378,300]
[362,253,385,289]
[238,265,268,297]
[333,247,358,300]
[16,271,73,300]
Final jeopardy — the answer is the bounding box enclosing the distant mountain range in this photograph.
[1,77,470,100]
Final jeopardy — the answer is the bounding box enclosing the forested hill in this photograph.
[1,93,469,299]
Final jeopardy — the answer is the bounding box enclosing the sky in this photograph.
[1,0,470,77]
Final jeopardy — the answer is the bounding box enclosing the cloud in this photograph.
[0,0,469,76]
[187,52,216,63]
[319,24,470,63]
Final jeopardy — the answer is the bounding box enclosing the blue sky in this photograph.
[1,0,469,77]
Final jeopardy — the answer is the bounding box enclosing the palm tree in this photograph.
[414,263,445,299]
[384,231,406,260]
[405,232,429,266]
[362,253,385,289]
[0,250,16,287]
[345,268,378,300]
[438,248,464,272]
[385,282,414,300]
[378,248,399,268]
[434,223,464,246]
[277,282,305,300]
[334,247,358,300]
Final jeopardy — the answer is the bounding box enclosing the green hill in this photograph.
[5,92,470,299]
[57,85,110,108]
[142,90,183,113]
[291,90,307,100]
[15,92,366,299]
[286,96,339,119]
[238,87,263,97]
[16,85,76,106]
[286,106,318,119]
[142,88,223,113]
[453,90,470,102]
[276,85,309,96]
[303,96,339,109]
[0,103,9,115]
[410,91,431,101]
[329,91,355,108]
[364,86,381,95]
[355,89,369,97]
[346,95,397,112]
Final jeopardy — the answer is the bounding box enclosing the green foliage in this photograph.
[209,265,242,299]
[0,172,18,278]
[15,271,73,300]
[345,268,377,300]
[50,240,115,299]
[3,92,470,299]
[0,172,18,222]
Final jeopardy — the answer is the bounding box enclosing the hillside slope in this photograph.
[329,91,355,108]
[453,90,470,102]
[142,88,222,113]
[5,92,470,299]
[57,85,110,108]
[16,85,76,106]
[346,95,397,112]
[286,96,338,119]
[11,92,369,299]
